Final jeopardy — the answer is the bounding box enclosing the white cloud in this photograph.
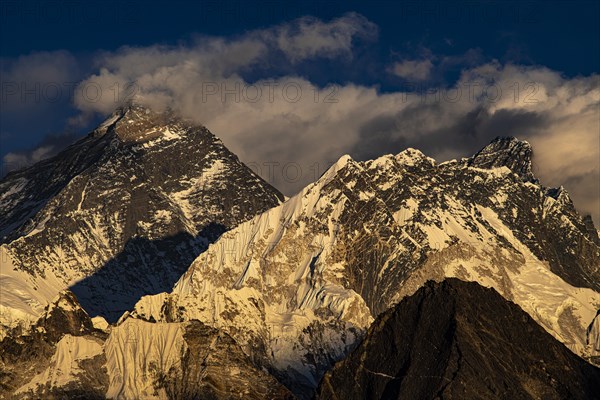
[390,59,434,81]
[3,146,53,169]
[1,133,81,175]
[0,50,80,112]
[17,15,596,224]
[271,12,377,62]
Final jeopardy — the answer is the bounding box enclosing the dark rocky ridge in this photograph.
[156,320,294,400]
[316,279,600,400]
[583,215,600,245]
[468,136,537,182]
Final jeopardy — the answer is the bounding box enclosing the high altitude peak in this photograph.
[336,154,354,165]
[395,147,435,167]
[95,102,201,143]
[114,100,180,119]
[328,154,355,173]
[317,278,600,400]
[116,102,156,117]
[318,154,356,184]
[545,186,577,211]
[491,136,532,151]
[396,147,424,159]
[469,136,536,182]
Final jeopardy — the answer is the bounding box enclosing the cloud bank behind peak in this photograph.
[2,13,599,223]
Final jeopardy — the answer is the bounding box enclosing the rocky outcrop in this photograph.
[0,290,107,398]
[468,136,536,182]
[316,279,600,400]
[155,320,294,400]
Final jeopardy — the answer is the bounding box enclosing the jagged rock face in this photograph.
[316,279,600,400]
[96,317,294,400]
[587,310,600,363]
[153,321,294,400]
[130,137,599,397]
[468,136,536,182]
[5,334,109,400]
[32,291,96,343]
[583,215,600,245]
[0,136,109,244]
[0,290,108,399]
[0,104,283,326]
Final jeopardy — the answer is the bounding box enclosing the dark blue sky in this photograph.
[2,0,598,73]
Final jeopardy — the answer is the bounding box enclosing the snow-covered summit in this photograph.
[395,147,435,166]
[92,102,195,144]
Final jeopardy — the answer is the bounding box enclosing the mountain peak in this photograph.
[0,100,284,324]
[115,101,156,117]
[469,136,536,182]
[395,147,435,167]
[318,154,356,185]
[95,103,195,143]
